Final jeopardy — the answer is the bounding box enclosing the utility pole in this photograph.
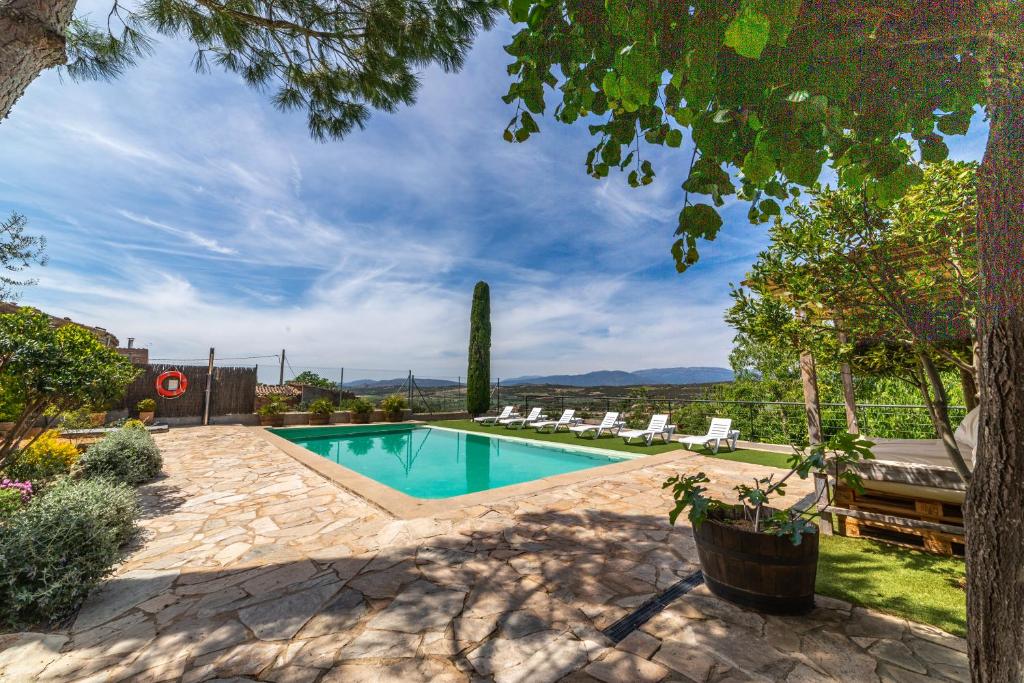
[279,349,286,385]
[339,368,345,408]
[203,347,215,426]
[408,370,413,408]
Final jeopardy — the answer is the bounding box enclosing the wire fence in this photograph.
[144,350,965,441]
[507,395,966,443]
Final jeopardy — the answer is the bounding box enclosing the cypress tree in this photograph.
[466,281,491,416]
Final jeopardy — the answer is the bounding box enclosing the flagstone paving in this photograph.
[0,426,968,682]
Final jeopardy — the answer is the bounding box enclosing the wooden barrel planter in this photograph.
[693,506,819,615]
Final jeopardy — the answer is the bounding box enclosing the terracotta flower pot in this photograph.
[309,414,330,425]
[693,505,819,615]
[139,411,155,425]
[259,414,284,427]
[89,412,107,427]
[351,413,371,424]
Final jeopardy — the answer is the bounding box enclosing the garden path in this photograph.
[0,426,967,682]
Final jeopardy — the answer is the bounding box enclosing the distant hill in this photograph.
[503,367,733,387]
[345,377,459,388]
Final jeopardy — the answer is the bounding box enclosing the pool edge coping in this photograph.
[254,424,696,520]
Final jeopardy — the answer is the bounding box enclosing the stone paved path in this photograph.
[0,426,968,682]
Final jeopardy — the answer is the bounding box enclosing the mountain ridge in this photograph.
[502,366,733,387]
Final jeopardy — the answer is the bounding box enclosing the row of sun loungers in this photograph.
[474,407,739,450]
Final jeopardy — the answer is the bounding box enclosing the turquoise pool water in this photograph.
[270,425,624,499]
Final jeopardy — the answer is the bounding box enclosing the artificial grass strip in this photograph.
[430,419,682,454]
[430,419,790,465]
[817,534,966,636]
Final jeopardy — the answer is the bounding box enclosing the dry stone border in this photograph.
[0,426,968,682]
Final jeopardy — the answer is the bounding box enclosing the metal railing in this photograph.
[508,396,966,444]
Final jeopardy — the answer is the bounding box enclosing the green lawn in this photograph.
[817,534,966,636]
[434,420,964,635]
[431,419,791,465]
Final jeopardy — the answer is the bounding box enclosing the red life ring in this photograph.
[156,370,188,399]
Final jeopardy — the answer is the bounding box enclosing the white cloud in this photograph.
[118,210,238,255]
[0,17,987,381]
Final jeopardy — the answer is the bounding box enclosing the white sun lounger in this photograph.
[474,406,515,425]
[533,409,577,432]
[501,407,545,429]
[619,414,673,446]
[569,412,622,439]
[677,417,738,454]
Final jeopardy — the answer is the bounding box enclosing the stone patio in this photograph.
[0,426,968,682]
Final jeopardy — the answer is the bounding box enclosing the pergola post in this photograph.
[800,350,824,445]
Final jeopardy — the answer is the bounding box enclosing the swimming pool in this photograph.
[269,424,625,499]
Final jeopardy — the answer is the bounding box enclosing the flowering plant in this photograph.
[1,479,34,503]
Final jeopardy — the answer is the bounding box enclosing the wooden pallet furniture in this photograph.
[813,451,967,557]
[833,483,964,555]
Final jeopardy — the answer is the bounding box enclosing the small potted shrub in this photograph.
[348,398,374,424]
[308,398,334,425]
[379,394,407,422]
[257,395,287,427]
[664,431,873,615]
[136,398,156,425]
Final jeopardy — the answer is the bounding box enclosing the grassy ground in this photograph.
[817,534,966,636]
[431,419,792,464]
[433,420,965,635]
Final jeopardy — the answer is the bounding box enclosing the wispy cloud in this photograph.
[118,210,238,255]
[0,19,988,378]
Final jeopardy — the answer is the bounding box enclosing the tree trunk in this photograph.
[960,365,979,412]
[799,350,823,444]
[0,0,74,121]
[919,352,973,482]
[965,49,1024,682]
[836,326,860,434]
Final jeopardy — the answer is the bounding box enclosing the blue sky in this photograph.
[0,14,990,383]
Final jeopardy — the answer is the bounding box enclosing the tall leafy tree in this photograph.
[502,2,1022,677]
[291,370,334,388]
[736,161,979,479]
[0,307,137,466]
[0,0,497,137]
[466,280,490,416]
[0,212,47,302]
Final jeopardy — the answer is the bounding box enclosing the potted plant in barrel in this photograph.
[348,398,374,424]
[258,395,287,427]
[664,431,873,615]
[380,394,407,422]
[136,398,156,425]
[308,398,334,425]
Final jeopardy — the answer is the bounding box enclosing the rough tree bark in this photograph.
[965,45,1024,683]
[799,350,823,445]
[0,0,75,120]
[836,326,860,434]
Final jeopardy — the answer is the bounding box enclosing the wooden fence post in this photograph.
[203,348,215,426]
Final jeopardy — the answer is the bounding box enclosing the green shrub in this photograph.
[80,427,162,485]
[0,478,139,627]
[5,431,80,483]
[53,407,95,431]
[308,398,335,416]
[136,398,156,412]
[258,395,287,416]
[348,397,374,417]
[0,487,25,518]
[379,394,407,418]
[121,418,148,431]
